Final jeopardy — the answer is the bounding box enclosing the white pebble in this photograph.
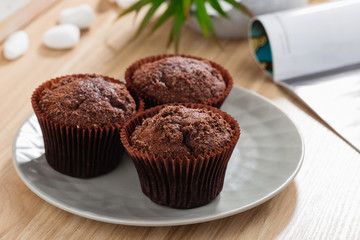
[3,31,29,60]
[116,0,138,8]
[43,24,80,50]
[59,4,95,29]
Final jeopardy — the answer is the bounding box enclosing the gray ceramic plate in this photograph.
[12,86,304,226]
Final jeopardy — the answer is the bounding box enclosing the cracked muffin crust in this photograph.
[131,56,226,104]
[130,105,234,157]
[38,74,137,128]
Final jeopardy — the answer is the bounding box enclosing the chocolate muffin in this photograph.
[39,74,136,127]
[125,54,233,108]
[32,74,144,178]
[121,104,240,208]
[131,105,234,157]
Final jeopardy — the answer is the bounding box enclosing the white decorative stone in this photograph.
[42,24,80,50]
[115,0,137,8]
[3,30,29,60]
[59,4,95,29]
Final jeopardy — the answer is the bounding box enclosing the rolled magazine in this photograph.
[250,0,360,151]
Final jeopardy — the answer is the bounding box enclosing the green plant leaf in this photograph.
[168,1,186,52]
[135,0,166,37]
[152,1,176,32]
[183,0,192,18]
[207,0,228,17]
[116,0,252,51]
[222,0,254,17]
[194,0,218,40]
[117,0,152,18]
[194,0,210,38]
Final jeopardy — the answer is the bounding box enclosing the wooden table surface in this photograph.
[1,0,360,239]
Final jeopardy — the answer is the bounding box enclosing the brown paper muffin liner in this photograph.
[120,103,240,208]
[31,74,145,178]
[124,54,233,109]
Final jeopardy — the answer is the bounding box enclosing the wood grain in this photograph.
[0,0,60,43]
[1,0,360,239]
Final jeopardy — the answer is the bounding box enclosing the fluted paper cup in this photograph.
[120,103,240,208]
[31,74,145,178]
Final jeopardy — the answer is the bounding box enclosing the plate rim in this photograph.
[12,86,304,226]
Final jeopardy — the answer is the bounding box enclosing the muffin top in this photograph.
[131,56,226,103]
[38,74,137,128]
[130,105,234,157]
